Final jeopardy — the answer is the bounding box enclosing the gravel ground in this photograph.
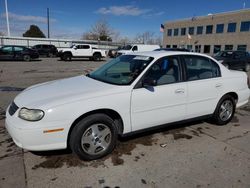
[0,57,250,188]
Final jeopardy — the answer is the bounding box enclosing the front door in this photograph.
[131,56,187,131]
[0,46,14,60]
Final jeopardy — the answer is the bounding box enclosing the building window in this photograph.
[195,45,201,53]
[216,24,224,33]
[174,28,179,36]
[167,29,172,36]
[166,45,171,48]
[197,26,203,35]
[188,27,194,35]
[172,45,177,48]
[181,28,186,36]
[240,21,250,32]
[213,45,221,54]
[225,45,233,51]
[237,45,247,51]
[206,25,213,34]
[227,23,236,33]
[187,45,192,51]
[204,45,211,53]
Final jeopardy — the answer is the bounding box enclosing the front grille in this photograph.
[8,102,19,116]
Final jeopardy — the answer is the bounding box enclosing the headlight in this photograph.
[18,108,44,121]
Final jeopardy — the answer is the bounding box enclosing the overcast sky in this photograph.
[0,0,249,39]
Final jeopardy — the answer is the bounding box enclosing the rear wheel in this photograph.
[93,53,101,61]
[69,114,118,160]
[244,63,250,72]
[23,55,31,62]
[212,95,236,125]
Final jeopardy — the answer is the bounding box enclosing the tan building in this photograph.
[163,9,250,55]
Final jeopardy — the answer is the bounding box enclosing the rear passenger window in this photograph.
[184,56,220,81]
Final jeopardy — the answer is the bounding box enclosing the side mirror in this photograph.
[73,46,77,50]
[142,77,157,87]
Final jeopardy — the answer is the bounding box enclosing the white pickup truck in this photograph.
[58,44,106,61]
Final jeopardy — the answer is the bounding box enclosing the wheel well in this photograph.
[67,109,124,147]
[63,51,72,56]
[93,52,101,56]
[224,92,238,103]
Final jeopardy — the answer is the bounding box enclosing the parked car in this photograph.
[0,45,39,61]
[154,48,190,52]
[213,51,250,72]
[107,46,122,58]
[5,51,250,160]
[32,44,58,57]
[117,44,160,56]
[57,44,106,61]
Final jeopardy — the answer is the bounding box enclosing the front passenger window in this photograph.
[144,56,180,85]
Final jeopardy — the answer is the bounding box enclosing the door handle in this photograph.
[175,89,185,94]
[215,83,222,88]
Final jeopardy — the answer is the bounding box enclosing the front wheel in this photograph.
[93,53,101,61]
[69,114,118,160]
[212,95,236,125]
[23,55,31,62]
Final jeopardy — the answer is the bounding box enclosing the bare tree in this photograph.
[134,31,155,44]
[82,19,116,41]
[134,31,162,45]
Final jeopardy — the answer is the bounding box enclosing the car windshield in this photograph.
[121,45,132,50]
[88,55,154,85]
[215,51,233,57]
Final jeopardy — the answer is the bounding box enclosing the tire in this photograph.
[23,55,31,62]
[212,95,236,125]
[223,63,229,69]
[69,114,118,160]
[62,53,72,61]
[244,63,250,72]
[93,53,101,61]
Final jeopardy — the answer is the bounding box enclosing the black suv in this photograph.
[0,45,39,61]
[32,44,58,57]
[213,51,250,72]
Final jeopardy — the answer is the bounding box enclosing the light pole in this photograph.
[47,8,50,38]
[5,0,10,36]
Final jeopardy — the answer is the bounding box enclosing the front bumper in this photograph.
[5,106,68,151]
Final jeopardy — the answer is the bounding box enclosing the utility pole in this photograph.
[47,8,50,38]
[5,0,10,36]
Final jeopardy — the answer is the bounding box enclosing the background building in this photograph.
[163,9,250,55]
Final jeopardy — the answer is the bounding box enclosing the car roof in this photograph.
[2,45,27,47]
[130,51,212,59]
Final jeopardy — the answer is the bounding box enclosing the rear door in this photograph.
[131,55,187,131]
[13,46,25,60]
[182,55,222,118]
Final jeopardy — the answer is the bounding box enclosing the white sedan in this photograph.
[5,51,250,160]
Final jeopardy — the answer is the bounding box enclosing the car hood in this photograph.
[14,75,121,109]
[213,56,229,61]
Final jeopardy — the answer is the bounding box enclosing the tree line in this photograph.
[0,20,162,45]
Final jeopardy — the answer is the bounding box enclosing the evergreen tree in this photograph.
[23,25,46,38]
